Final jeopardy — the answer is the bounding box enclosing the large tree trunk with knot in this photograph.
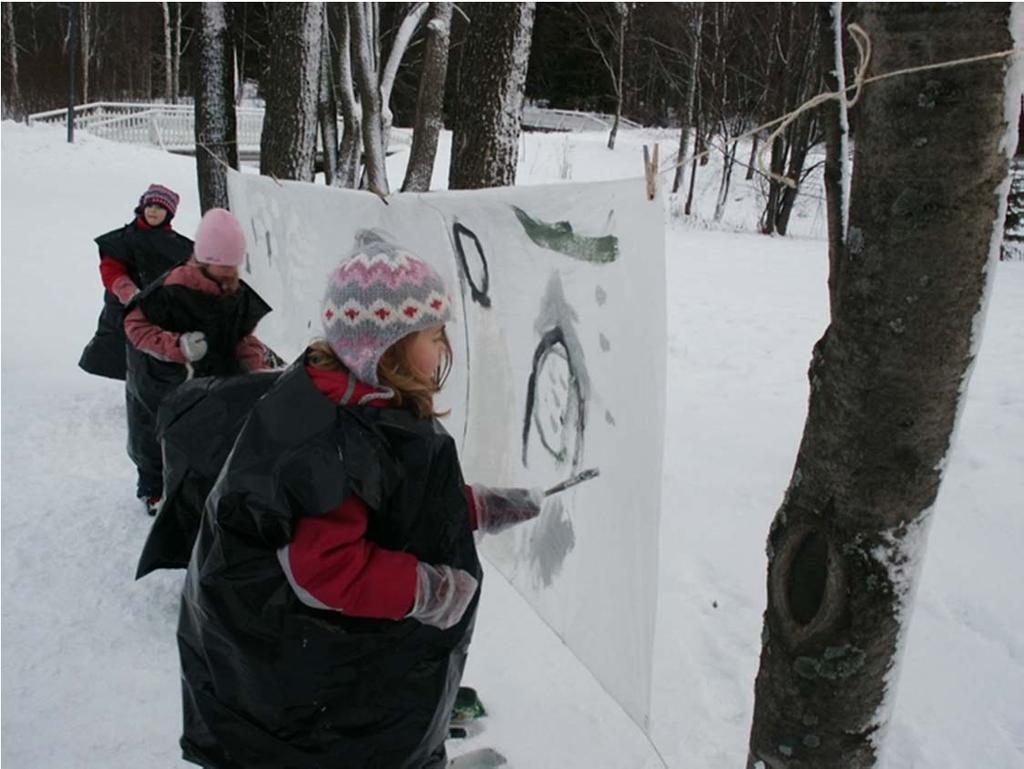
[747,4,1018,768]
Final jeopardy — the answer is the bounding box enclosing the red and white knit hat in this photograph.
[138,183,180,216]
[322,230,452,386]
[193,208,247,268]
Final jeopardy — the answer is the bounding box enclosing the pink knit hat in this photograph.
[193,208,246,267]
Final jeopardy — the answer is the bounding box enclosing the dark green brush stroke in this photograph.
[511,206,619,264]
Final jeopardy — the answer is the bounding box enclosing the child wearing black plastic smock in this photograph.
[177,231,545,769]
[78,184,193,508]
[124,208,272,515]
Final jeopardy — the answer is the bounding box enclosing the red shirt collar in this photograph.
[306,365,393,407]
[135,215,173,231]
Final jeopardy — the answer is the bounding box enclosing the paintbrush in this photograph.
[543,468,600,497]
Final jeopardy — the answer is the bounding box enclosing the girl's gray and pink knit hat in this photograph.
[322,230,452,385]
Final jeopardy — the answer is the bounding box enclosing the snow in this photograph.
[3,120,1023,769]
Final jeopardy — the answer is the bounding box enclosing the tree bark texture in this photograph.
[80,3,90,104]
[233,3,248,106]
[747,5,1017,769]
[746,133,759,181]
[172,3,182,103]
[2,2,20,119]
[449,2,535,190]
[760,5,821,236]
[673,4,703,193]
[402,2,453,192]
[607,4,627,150]
[162,2,172,102]
[334,5,362,189]
[194,1,237,213]
[349,2,388,194]
[317,18,339,186]
[260,2,323,182]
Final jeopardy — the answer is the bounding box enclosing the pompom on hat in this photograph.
[322,230,453,386]
[193,208,247,268]
[138,183,180,216]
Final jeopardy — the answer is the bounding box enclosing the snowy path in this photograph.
[3,123,1022,769]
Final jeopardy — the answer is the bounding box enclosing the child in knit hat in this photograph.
[123,208,274,515]
[78,183,194,510]
[175,230,545,769]
[80,184,192,378]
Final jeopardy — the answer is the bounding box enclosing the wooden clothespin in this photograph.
[642,143,660,201]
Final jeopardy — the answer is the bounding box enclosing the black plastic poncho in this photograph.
[78,222,193,380]
[125,271,272,410]
[136,370,282,578]
[177,359,482,769]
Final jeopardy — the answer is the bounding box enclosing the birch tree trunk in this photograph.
[606,5,626,150]
[672,4,703,194]
[162,2,173,102]
[747,5,1019,768]
[349,2,388,194]
[712,139,737,222]
[761,5,822,236]
[379,2,428,158]
[335,6,362,189]
[775,110,816,235]
[449,2,535,190]
[746,132,759,181]
[194,1,237,212]
[80,3,90,104]
[172,2,182,103]
[260,2,324,182]
[402,2,453,192]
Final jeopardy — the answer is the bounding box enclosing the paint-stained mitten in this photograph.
[470,485,544,535]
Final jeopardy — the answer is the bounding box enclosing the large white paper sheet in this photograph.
[227,170,666,729]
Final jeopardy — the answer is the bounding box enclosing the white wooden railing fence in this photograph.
[28,102,271,152]
[27,101,639,153]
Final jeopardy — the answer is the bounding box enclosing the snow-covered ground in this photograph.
[2,121,1021,769]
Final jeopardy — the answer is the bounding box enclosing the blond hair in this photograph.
[307,333,452,419]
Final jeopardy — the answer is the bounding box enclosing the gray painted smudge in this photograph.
[595,285,607,306]
[599,333,611,352]
[529,497,576,588]
[605,409,616,426]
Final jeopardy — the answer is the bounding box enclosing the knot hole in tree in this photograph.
[770,522,846,649]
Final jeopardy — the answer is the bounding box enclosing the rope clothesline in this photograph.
[655,23,1023,190]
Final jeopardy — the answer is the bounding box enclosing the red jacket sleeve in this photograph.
[235,334,273,372]
[277,495,418,619]
[465,484,479,530]
[99,255,131,293]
